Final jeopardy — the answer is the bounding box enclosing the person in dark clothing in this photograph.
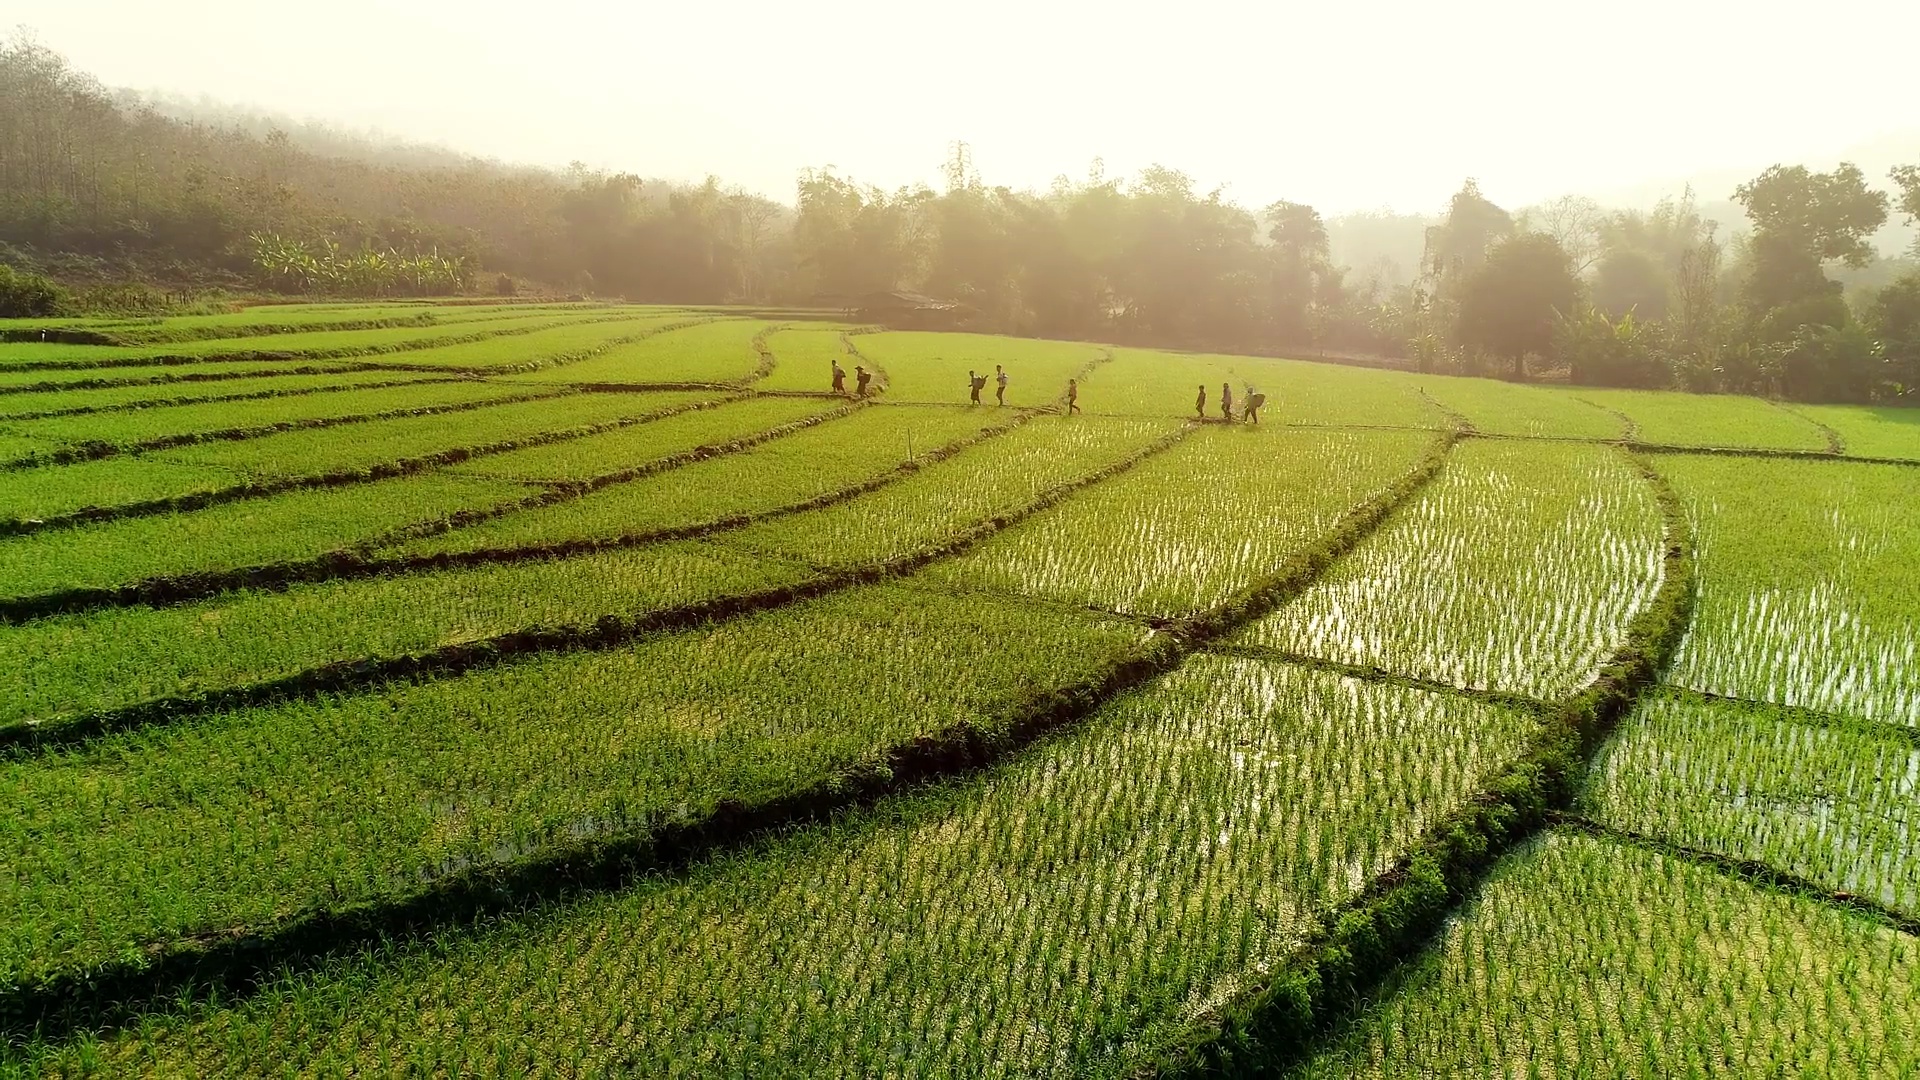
[831,360,847,395]
[1244,386,1267,424]
[1195,384,1207,419]
[968,370,987,404]
[1220,382,1234,422]
[855,366,872,397]
[995,365,1009,406]
[1065,378,1081,415]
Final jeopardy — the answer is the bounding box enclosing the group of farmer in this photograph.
[1200,382,1268,424]
[828,360,1265,422]
[828,361,873,397]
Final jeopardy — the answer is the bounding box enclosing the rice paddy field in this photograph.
[1,301,1916,1077]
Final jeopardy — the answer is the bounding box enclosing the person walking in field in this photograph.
[831,360,847,396]
[968,370,987,405]
[995,365,1009,406]
[1244,385,1267,424]
[1220,382,1233,423]
[1195,384,1207,419]
[1065,378,1081,415]
[855,365,872,397]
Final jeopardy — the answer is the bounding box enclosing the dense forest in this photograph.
[3,34,1917,404]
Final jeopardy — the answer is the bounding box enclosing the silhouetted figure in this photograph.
[831,360,847,395]
[1220,382,1233,423]
[1065,379,1081,415]
[995,364,1009,406]
[855,366,872,397]
[1195,384,1207,419]
[968,370,987,404]
[1244,386,1267,424]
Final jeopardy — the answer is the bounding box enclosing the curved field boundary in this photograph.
[745,322,783,384]
[0,311,654,373]
[0,386,574,472]
[1770,400,1846,455]
[0,313,438,347]
[1549,814,1919,938]
[1574,395,1640,441]
[0,394,865,620]
[841,329,890,392]
[82,313,440,346]
[1625,440,1920,467]
[0,361,402,398]
[1,426,1455,1043]
[359,317,728,377]
[0,373,472,423]
[1206,642,1547,716]
[1415,387,1472,432]
[1156,448,1697,1077]
[0,390,732,540]
[207,405,1031,590]
[0,408,1028,752]
[1667,686,1920,751]
[1051,347,1116,414]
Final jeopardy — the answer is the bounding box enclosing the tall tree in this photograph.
[1893,163,1920,257]
[1264,200,1333,346]
[1455,232,1581,378]
[1422,179,1512,299]
[1519,195,1604,274]
[1733,163,1888,323]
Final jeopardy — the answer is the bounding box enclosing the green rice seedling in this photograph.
[0,358,374,391]
[0,472,529,602]
[0,368,452,419]
[0,433,56,461]
[137,311,633,359]
[27,656,1540,1076]
[930,427,1434,617]
[95,307,435,344]
[355,315,701,371]
[387,405,1018,558]
[1289,831,1920,1078]
[0,458,245,526]
[1420,376,1626,439]
[505,319,771,385]
[446,395,837,483]
[1792,403,1920,460]
[719,416,1182,567]
[1578,387,1830,450]
[82,303,637,343]
[0,586,1145,994]
[1228,440,1666,698]
[0,311,595,367]
[0,379,542,454]
[851,330,1103,404]
[0,341,153,365]
[0,541,821,737]
[759,327,858,393]
[1584,690,1919,915]
[1079,347,1446,428]
[150,391,717,481]
[1659,455,1920,724]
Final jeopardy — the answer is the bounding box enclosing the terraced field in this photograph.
[2,300,1915,1077]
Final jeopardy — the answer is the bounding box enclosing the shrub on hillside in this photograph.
[0,264,68,317]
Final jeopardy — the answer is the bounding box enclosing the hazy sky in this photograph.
[11,0,1919,215]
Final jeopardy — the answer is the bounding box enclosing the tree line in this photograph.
[3,34,1916,404]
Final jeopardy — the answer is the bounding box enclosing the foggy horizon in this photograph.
[14,0,1920,217]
